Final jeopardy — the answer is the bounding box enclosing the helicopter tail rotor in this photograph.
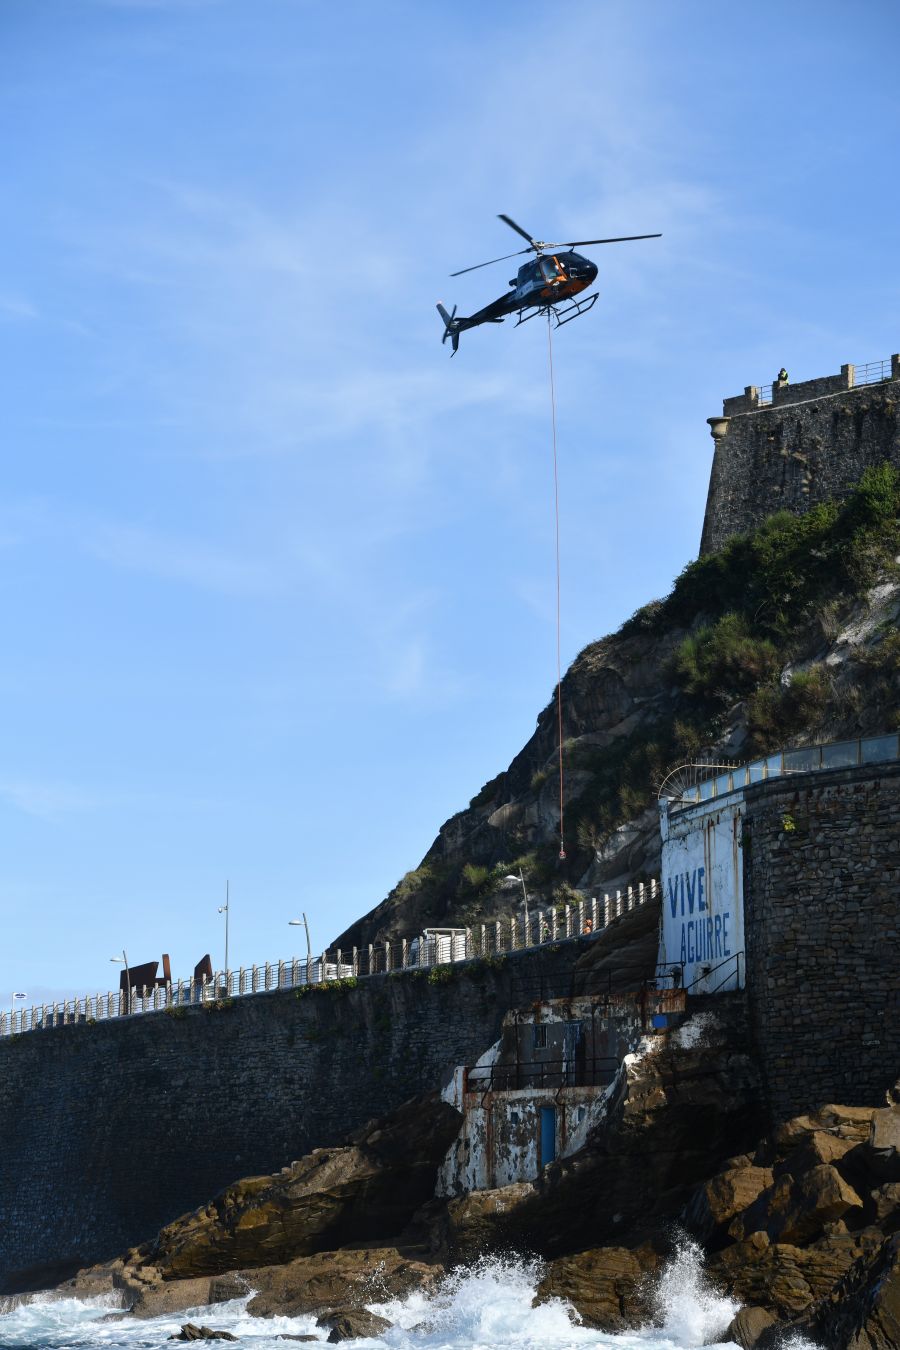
[436,302,461,354]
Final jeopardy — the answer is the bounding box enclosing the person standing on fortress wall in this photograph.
[777,366,789,383]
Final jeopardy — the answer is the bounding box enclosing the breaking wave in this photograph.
[0,1241,748,1350]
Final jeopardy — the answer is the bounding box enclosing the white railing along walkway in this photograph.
[0,879,660,1037]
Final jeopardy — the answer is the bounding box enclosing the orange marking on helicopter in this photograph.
[539,277,590,303]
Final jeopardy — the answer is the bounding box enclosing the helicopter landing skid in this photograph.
[516,292,599,329]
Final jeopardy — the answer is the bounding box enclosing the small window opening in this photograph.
[532,1023,548,1049]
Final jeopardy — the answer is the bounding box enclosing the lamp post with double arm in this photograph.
[110,950,131,1015]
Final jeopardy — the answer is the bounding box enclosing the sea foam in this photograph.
[0,1240,755,1350]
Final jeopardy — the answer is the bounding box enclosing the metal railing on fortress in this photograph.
[674,732,899,809]
[0,879,660,1038]
[756,355,894,406]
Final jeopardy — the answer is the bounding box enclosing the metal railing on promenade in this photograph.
[672,731,899,811]
[0,880,660,1038]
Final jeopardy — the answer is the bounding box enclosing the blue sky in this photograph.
[1,0,897,1003]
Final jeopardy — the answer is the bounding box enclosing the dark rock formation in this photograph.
[533,1244,660,1330]
[168,1326,237,1342]
[723,1305,777,1349]
[243,1248,442,1319]
[808,1232,900,1349]
[317,1308,393,1342]
[128,1093,460,1280]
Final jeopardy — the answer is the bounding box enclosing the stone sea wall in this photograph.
[743,760,900,1119]
[0,942,579,1291]
[701,367,900,554]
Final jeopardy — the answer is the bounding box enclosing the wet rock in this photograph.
[782,1165,865,1243]
[774,1106,876,1155]
[683,1165,774,1246]
[129,1276,214,1319]
[208,1273,250,1302]
[723,1305,778,1349]
[168,1325,238,1341]
[277,1338,318,1343]
[533,1245,660,1331]
[866,1108,900,1182]
[871,1184,900,1226]
[733,1165,863,1246]
[244,1246,442,1318]
[806,1232,900,1349]
[316,1307,392,1342]
[709,1227,885,1320]
[432,1184,536,1263]
[133,1093,461,1279]
[779,1129,860,1177]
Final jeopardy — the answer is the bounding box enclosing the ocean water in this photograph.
[0,1242,744,1350]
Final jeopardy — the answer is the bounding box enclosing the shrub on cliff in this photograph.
[672,614,780,705]
[746,666,831,749]
[624,463,900,642]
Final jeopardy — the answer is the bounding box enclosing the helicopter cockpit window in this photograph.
[540,256,565,281]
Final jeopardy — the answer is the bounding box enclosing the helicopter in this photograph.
[436,214,661,354]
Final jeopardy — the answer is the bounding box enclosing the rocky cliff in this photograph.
[336,465,900,948]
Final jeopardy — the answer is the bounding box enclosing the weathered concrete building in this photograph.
[438,989,685,1193]
[701,356,900,554]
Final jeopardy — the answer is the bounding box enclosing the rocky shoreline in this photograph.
[27,1006,898,1347]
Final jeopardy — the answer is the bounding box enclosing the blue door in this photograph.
[540,1106,557,1167]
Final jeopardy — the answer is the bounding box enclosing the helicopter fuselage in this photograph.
[452,250,599,336]
[510,250,597,305]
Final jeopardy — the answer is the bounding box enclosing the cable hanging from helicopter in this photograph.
[438,215,661,862]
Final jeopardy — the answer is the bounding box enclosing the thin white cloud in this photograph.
[0,294,39,321]
[0,779,97,820]
[84,520,278,596]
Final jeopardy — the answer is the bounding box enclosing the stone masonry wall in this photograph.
[743,761,900,1121]
[701,365,900,554]
[0,942,579,1291]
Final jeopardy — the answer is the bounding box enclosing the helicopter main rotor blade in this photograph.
[498,214,540,249]
[450,247,531,278]
[549,233,663,247]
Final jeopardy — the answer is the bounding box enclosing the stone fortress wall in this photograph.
[701,355,900,554]
[742,759,900,1120]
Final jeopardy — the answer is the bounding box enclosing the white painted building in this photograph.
[658,792,745,993]
[437,989,686,1195]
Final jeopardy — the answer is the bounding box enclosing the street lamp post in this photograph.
[503,869,530,942]
[289,914,313,974]
[218,881,230,990]
[110,950,131,1015]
